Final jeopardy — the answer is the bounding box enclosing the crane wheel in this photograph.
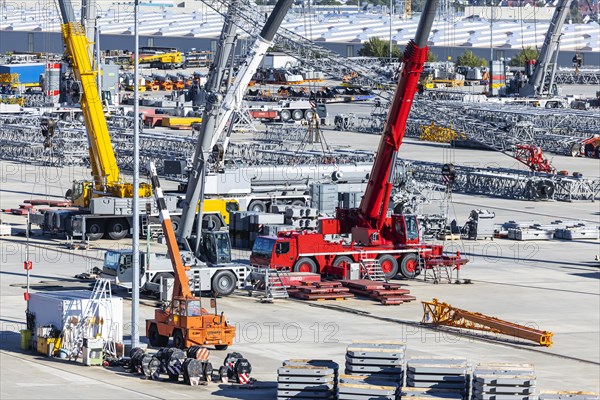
[292,109,304,121]
[248,200,267,213]
[378,254,399,279]
[333,256,353,268]
[86,220,105,241]
[173,330,185,349]
[148,323,169,347]
[170,216,182,233]
[399,253,419,279]
[107,218,129,240]
[280,109,292,122]
[211,270,236,297]
[202,214,223,230]
[293,257,317,273]
[290,199,306,207]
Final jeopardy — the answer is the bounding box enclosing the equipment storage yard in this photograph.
[1,0,600,396]
[1,131,599,398]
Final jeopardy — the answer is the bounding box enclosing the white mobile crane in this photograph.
[103,0,294,296]
[519,0,573,98]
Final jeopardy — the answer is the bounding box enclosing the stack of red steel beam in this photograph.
[288,281,355,301]
[340,280,416,305]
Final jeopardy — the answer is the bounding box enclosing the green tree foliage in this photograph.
[455,50,487,67]
[509,47,539,67]
[427,52,438,62]
[358,37,402,58]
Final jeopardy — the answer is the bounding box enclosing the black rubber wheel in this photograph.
[170,215,182,233]
[304,109,315,121]
[292,109,304,121]
[333,255,353,268]
[173,330,185,349]
[211,270,237,297]
[399,253,419,279]
[215,344,229,351]
[378,254,399,279]
[86,220,105,241]
[291,199,306,207]
[148,323,169,347]
[107,218,129,240]
[293,257,318,273]
[152,272,174,284]
[202,214,223,230]
[248,200,267,212]
[280,109,292,122]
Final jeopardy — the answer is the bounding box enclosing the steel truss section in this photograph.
[408,160,599,201]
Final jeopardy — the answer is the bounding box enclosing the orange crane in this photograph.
[145,161,235,350]
[422,298,554,347]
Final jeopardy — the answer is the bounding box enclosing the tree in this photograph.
[456,50,487,67]
[358,37,402,58]
[510,47,539,67]
[427,52,438,62]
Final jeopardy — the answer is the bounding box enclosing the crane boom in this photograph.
[57,0,120,190]
[358,0,437,230]
[147,162,192,299]
[178,0,293,249]
[519,0,573,97]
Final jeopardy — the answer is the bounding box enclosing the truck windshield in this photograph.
[252,237,276,257]
[104,251,122,272]
[187,300,202,317]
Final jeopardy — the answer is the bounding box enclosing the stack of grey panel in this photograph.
[345,341,406,384]
[472,363,536,400]
[338,374,401,400]
[401,387,465,399]
[248,212,284,244]
[277,359,338,400]
[338,192,364,209]
[282,206,320,230]
[554,225,599,240]
[406,357,470,399]
[311,182,339,213]
[229,211,258,249]
[539,392,599,400]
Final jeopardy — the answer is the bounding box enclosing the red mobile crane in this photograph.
[250,0,467,279]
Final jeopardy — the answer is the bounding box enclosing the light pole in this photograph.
[131,0,140,350]
[389,0,393,62]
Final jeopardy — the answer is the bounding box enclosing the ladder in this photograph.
[360,259,386,282]
[266,269,289,301]
[63,278,112,360]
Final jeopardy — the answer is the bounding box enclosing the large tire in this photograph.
[292,109,304,121]
[148,323,169,347]
[173,330,185,349]
[248,200,267,212]
[304,109,315,121]
[291,199,306,207]
[86,220,105,241]
[280,109,292,122]
[211,270,237,297]
[152,272,174,284]
[378,254,399,280]
[202,214,223,230]
[170,215,182,233]
[399,253,419,279]
[333,255,353,268]
[293,257,318,273]
[107,218,129,240]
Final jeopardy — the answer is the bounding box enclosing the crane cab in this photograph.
[392,214,420,245]
[202,230,232,265]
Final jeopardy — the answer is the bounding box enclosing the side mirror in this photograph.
[275,243,282,255]
[210,298,216,308]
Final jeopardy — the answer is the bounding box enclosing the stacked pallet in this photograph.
[539,392,599,400]
[406,357,470,399]
[277,359,338,400]
[472,363,536,400]
[287,281,354,301]
[229,211,284,249]
[341,280,416,305]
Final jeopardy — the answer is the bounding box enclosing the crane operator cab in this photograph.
[202,230,232,265]
[392,214,420,245]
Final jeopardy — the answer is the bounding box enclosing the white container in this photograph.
[28,290,123,344]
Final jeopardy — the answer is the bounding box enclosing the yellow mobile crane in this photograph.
[57,0,151,207]
[138,52,185,70]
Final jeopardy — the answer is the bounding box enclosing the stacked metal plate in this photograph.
[539,392,599,400]
[401,387,466,399]
[472,363,537,400]
[406,357,470,398]
[277,359,338,400]
[338,374,401,400]
[344,341,406,383]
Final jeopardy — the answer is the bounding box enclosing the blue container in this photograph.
[0,63,45,85]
